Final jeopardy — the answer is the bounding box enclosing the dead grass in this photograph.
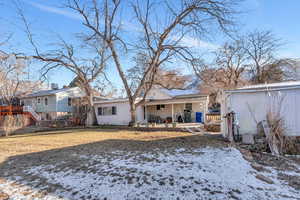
[0,128,192,163]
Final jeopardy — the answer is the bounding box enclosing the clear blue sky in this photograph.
[1,0,300,88]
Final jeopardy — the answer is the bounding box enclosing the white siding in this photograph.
[223,88,300,136]
[136,105,145,122]
[95,102,131,125]
[56,87,85,112]
[56,94,73,112]
[24,96,57,113]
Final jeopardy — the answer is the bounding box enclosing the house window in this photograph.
[37,98,41,103]
[103,107,112,115]
[44,98,48,106]
[98,106,117,116]
[112,106,117,115]
[98,107,103,115]
[68,98,72,106]
[46,113,51,120]
[156,104,165,110]
[185,103,192,110]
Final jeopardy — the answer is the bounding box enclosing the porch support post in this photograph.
[145,105,147,122]
[171,104,174,122]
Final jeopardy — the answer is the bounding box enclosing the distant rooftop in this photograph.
[227,81,300,92]
[25,87,80,98]
[94,98,129,104]
[161,75,204,97]
[162,88,201,97]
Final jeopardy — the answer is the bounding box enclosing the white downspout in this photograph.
[171,104,174,123]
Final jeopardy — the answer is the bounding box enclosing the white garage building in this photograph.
[221,81,300,138]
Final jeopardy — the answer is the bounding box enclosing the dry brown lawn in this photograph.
[0,128,192,163]
[1,129,299,200]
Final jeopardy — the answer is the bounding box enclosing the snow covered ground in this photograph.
[0,147,299,200]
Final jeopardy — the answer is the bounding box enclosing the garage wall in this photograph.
[226,89,300,136]
[95,102,131,125]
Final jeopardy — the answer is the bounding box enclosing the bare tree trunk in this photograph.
[108,43,138,126]
[85,89,98,126]
[129,103,136,126]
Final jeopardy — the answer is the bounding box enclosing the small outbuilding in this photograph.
[221,81,300,138]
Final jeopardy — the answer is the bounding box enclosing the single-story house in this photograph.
[21,86,85,120]
[94,87,209,125]
[221,81,300,138]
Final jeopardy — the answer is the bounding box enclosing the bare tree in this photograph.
[194,30,298,106]
[214,40,248,88]
[127,52,189,91]
[153,69,190,90]
[244,30,297,83]
[0,50,41,105]
[66,0,241,124]
[33,42,109,126]
[192,39,249,105]
[17,6,110,126]
[252,58,298,83]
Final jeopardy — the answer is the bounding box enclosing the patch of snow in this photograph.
[1,147,299,200]
[0,179,61,200]
[162,88,199,97]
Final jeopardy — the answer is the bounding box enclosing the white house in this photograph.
[94,87,209,125]
[21,86,85,120]
[221,81,300,138]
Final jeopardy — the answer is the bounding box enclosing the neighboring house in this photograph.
[94,86,209,125]
[221,81,300,138]
[21,86,85,120]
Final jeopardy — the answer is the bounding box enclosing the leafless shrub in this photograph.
[2,114,29,136]
[266,93,297,155]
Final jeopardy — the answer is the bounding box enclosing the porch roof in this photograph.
[144,96,207,106]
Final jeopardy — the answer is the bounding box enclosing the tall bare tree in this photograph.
[17,6,110,126]
[243,30,296,83]
[66,0,241,124]
[32,42,109,126]
[214,40,248,87]
[194,30,298,106]
[192,39,249,105]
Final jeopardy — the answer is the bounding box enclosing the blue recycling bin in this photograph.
[196,112,203,123]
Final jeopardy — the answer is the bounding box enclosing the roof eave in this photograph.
[225,85,300,93]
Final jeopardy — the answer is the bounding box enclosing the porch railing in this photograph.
[23,106,41,121]
[206,114,221,122]
[0,105,23,113]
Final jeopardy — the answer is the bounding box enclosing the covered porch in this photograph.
[142,96,208,124]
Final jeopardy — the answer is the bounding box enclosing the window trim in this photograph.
[98,106,117,116]
[44,97,48,106]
